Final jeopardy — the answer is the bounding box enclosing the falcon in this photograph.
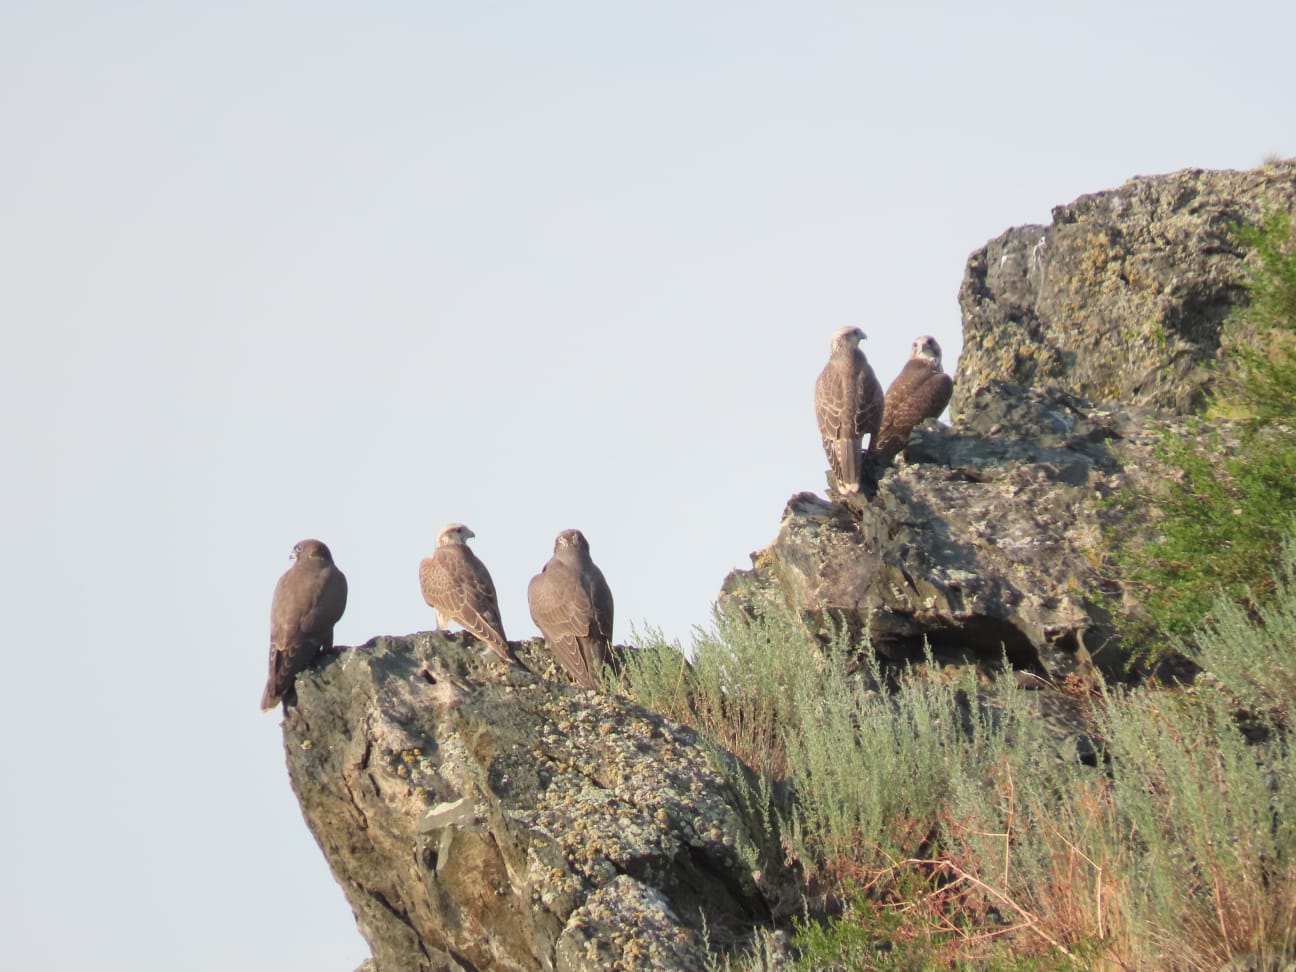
[871,335,954,465]
[814,326,884,494]
[419,523,520,666]
[528,529,614,689]
[260,538,348,712]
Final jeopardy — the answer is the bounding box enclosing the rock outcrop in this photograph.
[722,383,1135,679]
[953,160,1296,417]
[283,634,782,972]
[278,162,1296,971]
[723,162,1296,681]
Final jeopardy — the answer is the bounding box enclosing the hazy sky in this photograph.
[2,2,1292,969]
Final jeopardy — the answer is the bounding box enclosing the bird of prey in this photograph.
[528,529,614,690]
[814,325,884,494]
[419,523,520,666]
[871,335,954,465]
[261,538,348,712]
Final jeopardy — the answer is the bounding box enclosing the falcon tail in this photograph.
[259,683,282,712]
[491,635,525,668]
[834,437,862,493]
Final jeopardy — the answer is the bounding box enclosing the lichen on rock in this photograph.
[282,632,779,972]
[284,160,1296,972]
[725,163,1296,686]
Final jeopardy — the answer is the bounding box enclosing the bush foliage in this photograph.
[623,580,1296,969]
[1106,210,1296,646]
[623,207,1296,969]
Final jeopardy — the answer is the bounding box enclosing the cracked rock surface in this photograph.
[722,383,1129,680]
[281,633,776,972]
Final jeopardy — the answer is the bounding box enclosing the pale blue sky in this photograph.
[2,3,1291,969]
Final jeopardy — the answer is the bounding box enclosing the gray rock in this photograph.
[554,877,707,972]
[954,161,1296,417]
[734,162,1296,683]
[281,632,780,972]
[290,160,1296,971]
[723,382,1152,681]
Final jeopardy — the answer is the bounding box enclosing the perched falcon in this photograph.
[871,335,954,465]
[260,539,348,712]
[528,529,614,690]
[814,326,884,494]
[419,523,520,666]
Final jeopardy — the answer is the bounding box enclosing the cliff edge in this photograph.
[723,161,1296,682]
[278,161,1296,971]
[282,634,784,972]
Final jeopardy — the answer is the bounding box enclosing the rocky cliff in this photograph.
[278,162,1296,971]
[723,161,1296,683]
[283,634,785,972]
[953,161,1296,416]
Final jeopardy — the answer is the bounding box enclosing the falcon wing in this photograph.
[423,548,516,663]
[815,357,854,440]
[586,562,614,647]
[852,355,885,441]
[875,361,952,459]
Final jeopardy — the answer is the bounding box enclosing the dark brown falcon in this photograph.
[260,538,348,712]
[419,523,520,666]
[528,529,614,689]
[871,335,954,465]
[814,325,884,494]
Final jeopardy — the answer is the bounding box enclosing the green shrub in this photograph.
[1106,210,1296,648]
[623,569,1296,969]
[1220,211,1296,427]
[634,213,1296,969]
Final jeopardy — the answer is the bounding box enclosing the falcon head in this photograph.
[830,326,866,353]
[436,523,475,546]
[554,529,591,555]
[291,538,334,564]
[912,335,943,367]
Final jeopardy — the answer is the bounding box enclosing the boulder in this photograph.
[723,162,1296,682]
[282,633,780,972]
[284,160,1296,971]
[723,383,1136,679]
[954,161,1296,416]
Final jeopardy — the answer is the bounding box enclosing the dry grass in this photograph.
[619,581,1296,970]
